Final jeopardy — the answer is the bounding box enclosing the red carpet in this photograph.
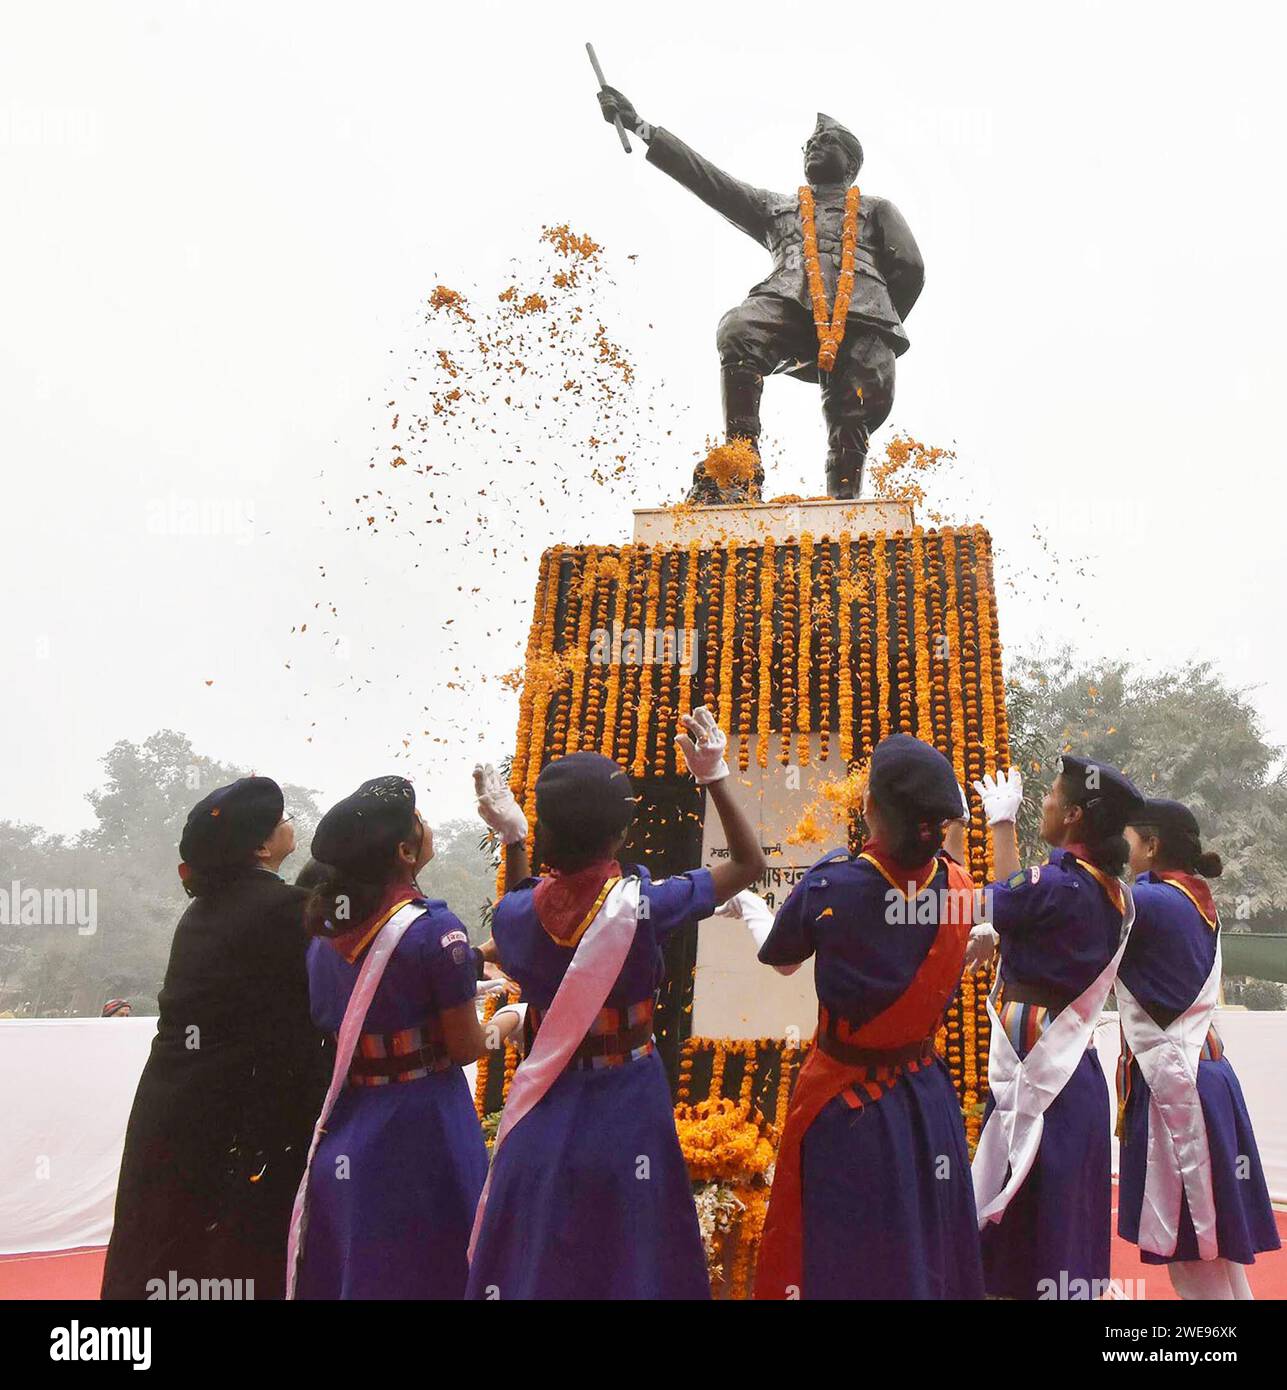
[0,1247,106,1300]
[3,1208,1284,1300]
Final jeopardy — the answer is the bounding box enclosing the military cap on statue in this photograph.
[1055,754,1143,821]
[813,112,863,174]
[536,751,637,838]
[868,733,962,822]
[312,776,418,876]
[179,776,284,869]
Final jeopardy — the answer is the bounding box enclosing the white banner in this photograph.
[0,1017,477,1256]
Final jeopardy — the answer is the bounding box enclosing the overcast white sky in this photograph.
[3,0,1285,838]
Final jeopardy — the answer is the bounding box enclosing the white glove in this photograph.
[964,923,999,972]
[675,707,730,785]
[971,768,1024,826]
[713,889,800,976]
[489,1000,528,1038]
[474,976,509,998]
[474,763,528,844]
[714,889,775,951]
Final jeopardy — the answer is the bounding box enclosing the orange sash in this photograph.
[753,856,975,1300]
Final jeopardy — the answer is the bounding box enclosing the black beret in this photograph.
[312,776,418,877]
[1055,754,1143,820]
[1127,797,1201,838]
[179,776,284,870]
[868,734,962,823]
[536,752,636,840]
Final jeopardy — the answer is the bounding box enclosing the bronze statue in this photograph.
[596,87,924,503]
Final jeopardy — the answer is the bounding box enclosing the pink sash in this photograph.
[285,899,426,1299]
[467,876,642,1262]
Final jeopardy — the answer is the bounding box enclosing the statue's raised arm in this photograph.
[594,86,925,507]
[597,87,772,246]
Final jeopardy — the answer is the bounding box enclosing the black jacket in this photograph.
[101,869,330,1300]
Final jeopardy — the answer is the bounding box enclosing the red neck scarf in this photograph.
[327,878,422,964]
[1157,870,1219,929]
[858,837,939,895]
[532,859,622,947]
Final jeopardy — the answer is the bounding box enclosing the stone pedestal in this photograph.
[633,497,913,547]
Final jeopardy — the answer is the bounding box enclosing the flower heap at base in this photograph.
[473,522,1010,1280]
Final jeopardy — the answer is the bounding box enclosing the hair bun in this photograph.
[1196,850,1223,879]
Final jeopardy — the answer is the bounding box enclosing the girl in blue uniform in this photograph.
[292,776,521,1300]
[465,709,765,1300]
[1118,798,1280,1299]
[754,733,984,1300]
[972,754,1142,1299]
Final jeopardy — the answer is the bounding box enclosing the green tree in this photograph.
[0,731,322,1016]
[418,817,501,944]
[1003,648,1287,1005]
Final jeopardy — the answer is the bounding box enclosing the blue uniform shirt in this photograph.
[306,896,477,1033]
[494,863,716,1010]
[758,847,952,1030]
[1117,872,1218,1020]
[989,849,1125,1000]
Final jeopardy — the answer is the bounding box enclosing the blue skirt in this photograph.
[295,1068,487,1300]
[801,1057,984,1299]
[1118,1055,1281,1265]
[466,1051,709,1300]
[980,1049,1112,1299]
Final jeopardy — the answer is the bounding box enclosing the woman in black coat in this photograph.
[101,777,330,1300]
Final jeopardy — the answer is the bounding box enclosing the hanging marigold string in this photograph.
[718,546,739,750]
[836,532,854,764]
[654,549,681,780]
[599,545,633,760]
[796,533,814,766]
[799,185,861,372]
[779,547,798,765]
[816,541,834,762]
[756,536,776,768]
[631,546,664,778]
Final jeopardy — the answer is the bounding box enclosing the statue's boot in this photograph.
[825,420,869,499]
[825,446,866,500]
[687,364,765,503]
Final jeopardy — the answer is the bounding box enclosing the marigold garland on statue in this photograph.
[798,185,861,371]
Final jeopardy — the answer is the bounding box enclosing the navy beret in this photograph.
[868,734,962,823]
[312,776,418,877]
[1055,754,1143,819]
[536,752,636,840]
[1127,797,1201,838]
[179,776,284,870]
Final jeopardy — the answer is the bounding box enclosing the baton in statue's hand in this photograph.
[586,42,632,154]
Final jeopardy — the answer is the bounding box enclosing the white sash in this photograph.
[1116,931,1222,1260]
[972,880,1135,1228]
[285,899,428,1299]
[467,875,642,1262]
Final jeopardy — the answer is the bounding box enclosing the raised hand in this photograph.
[964,923,1000,972]
[474,763,528,845]
[972,768,1024,826]
[596,85,639,130]
[675,707,730,785]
